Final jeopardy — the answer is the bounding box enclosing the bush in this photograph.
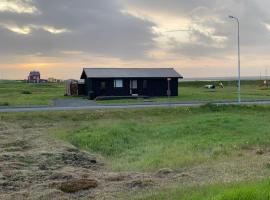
[21,91,32,94]
[0,102,9,106]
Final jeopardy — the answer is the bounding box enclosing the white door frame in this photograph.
[130,80,138,95]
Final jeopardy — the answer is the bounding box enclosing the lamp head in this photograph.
[229,15,234,19]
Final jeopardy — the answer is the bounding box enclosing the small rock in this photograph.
[256,149,264,155]
[127,179,154,189]
[59,179,98,193]
[39,164,48,171]
[174,172,191,179]
[49,173,73,180]
[156,168,174,177]
[61,153,98,168]
[106,175,126,182]
[66,148,80,153]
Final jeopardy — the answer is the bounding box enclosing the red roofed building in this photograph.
[27,71,41,83]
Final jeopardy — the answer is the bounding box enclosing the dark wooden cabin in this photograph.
[80,68,183,100]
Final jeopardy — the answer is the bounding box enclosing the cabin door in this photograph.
[130,80,138,95]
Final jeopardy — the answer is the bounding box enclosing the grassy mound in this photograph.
[54,106,270,171]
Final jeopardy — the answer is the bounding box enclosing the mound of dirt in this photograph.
[58,179,98,193]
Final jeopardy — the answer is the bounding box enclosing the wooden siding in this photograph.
[83,77,179,99]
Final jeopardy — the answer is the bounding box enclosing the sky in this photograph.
[0,0,270,79]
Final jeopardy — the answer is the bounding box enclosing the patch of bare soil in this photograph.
[1,121,270,199]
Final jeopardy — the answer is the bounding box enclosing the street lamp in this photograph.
[167,78,171,106]
[229,15,241,103]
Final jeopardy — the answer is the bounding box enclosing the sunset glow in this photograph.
[0,0,270,80]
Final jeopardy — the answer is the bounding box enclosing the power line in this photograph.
[164,29,192,33]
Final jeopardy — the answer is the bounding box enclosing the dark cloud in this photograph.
[0,0,157,59]
[1,0,270,62]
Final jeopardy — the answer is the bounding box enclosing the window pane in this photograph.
[114,79,123,88]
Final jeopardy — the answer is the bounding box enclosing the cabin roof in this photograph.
[81,68,183,78]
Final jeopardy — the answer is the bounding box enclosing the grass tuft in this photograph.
[21,90,32,95]
[134,179,270,200]
[0,102,9,106]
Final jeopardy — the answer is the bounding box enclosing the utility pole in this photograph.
[229,15,241,103]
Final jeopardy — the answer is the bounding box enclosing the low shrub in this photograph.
[0,102,9,106]
[21,91,32,94]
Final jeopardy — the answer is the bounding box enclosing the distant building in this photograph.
[28,71,40,83]
[48,77,63,83]
[48,77,57,83]
[27,71,48,83]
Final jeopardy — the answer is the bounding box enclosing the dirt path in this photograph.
[1,120,270,199]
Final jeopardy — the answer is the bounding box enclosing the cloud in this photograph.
[0,0,38,14]
[0,0,157,60]
[2,0,270,79]
[125,0,270,58]
[0,23,70,35]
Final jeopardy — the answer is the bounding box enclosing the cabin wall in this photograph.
[85,78,179,99]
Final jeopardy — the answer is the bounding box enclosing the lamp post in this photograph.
[167,78,171,106]
[229,15,241,103]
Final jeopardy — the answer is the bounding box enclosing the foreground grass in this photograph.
[2,106,270,198]
[0,81,65,106]
[53,105,270,171]
[134,179,270,200]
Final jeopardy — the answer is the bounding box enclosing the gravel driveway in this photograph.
[53,98,97,107]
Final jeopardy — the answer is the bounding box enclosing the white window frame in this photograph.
[114,79,123,88]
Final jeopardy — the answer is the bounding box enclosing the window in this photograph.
[143,80,147,89]
[114,79,123,88]
[131,80,137,89]
[100,81,106,89]
[79,79,85,84]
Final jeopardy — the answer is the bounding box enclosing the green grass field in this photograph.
[2,105,270,199]
[54,105,270,171]
[98,80,270,104]
[53,105,270,199]
[135,179,270,200]
[0,80,65,106]
[1,80,270,106]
